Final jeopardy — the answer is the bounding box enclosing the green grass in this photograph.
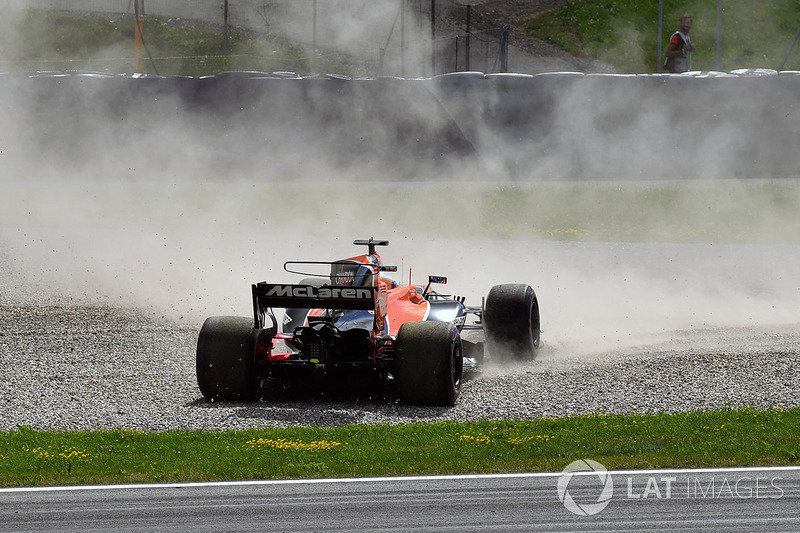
[250,180,800,243]
[10,180,794,244]
[0,9,351,76]
[1,407,798,487]
[522,0,800,73]
[5,4,800,75]
[474,181,800,242]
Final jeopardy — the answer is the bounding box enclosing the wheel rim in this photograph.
[452,343,463,391]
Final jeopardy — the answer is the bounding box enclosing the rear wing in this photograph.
[251,244,396,332]
[252,281,377,332]
[253,282,376,311]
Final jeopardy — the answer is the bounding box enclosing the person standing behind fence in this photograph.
[664,13,695,73]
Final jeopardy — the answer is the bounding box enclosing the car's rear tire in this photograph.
[394,321,463,406]
[196,316,259,401]
[483,283,541,362]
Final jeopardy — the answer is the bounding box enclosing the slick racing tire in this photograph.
[394,321,463,406]
[483,283,541,362]
[196,316,259,401]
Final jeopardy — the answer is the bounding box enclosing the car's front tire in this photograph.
[483,283,540,362]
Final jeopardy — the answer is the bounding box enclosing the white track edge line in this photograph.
[2,466,800,493]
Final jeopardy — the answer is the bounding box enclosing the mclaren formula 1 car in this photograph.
[196,238,541,406]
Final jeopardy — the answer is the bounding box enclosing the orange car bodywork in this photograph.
[305,251,430,336]
[384,285,429,335]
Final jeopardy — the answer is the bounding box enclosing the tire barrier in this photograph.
[2,70,798,180]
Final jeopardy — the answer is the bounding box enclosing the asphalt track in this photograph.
[1,466,799,532]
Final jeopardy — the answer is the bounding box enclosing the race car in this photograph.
[196,238,540,406]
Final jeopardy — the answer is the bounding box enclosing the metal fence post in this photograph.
[401,0,406,76]
[224,0,229,47]
[431,0,436,74]
[657,0,663,73]
[778,24,800,70]
[716,0,722,70]
[134,0,144,72]
[465,4,471,71]
[499,23,508,72]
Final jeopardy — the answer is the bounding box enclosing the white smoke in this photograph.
[1,4,799,364]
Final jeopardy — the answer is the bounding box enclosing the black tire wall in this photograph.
[3,71,799,179]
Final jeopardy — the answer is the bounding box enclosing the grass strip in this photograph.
[1,406,798,487]
[1,9,350,76]
[243,181,800,243]
[12,180,799,243]
[522,0,800,73]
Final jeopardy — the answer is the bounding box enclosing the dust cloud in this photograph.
[2,9,800,360]
[256,0,429,76]
[3,169,799,362]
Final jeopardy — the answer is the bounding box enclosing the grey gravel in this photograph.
[1,303,798,431]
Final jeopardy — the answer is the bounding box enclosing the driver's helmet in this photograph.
[380,272,398,289]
